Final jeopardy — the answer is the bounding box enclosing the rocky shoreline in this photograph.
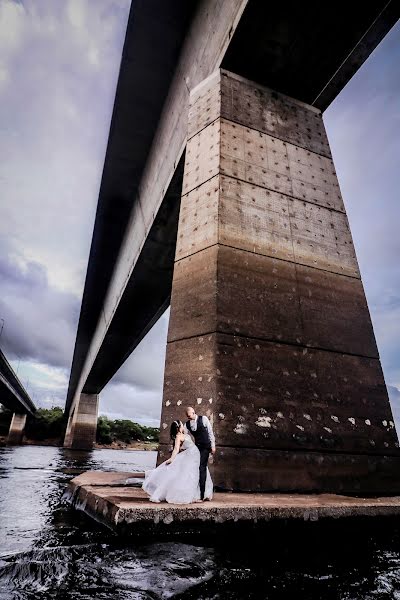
[94,440,158,451]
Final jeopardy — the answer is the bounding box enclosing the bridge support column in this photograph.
[63,393,99,450]
[158,69,400,493]
[7,413,27,445]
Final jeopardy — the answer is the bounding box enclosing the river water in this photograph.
[1,446,400,599]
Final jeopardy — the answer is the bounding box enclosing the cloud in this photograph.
[372,304,400,388]
[324,22,400,391]
[0,0,131,297]
[97,310,169,426]
[0,238,79,370]
[0,0,25,56]
[66,0,86,32]
[388,386,400,438]
[11,359,69,408]
[0,63,8,87]
[111,311,170,391]
[0,229,80,409]
[100,383,163,428]
[0,235,169,420]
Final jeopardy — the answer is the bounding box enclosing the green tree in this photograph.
[25,407,64,441]
[96,415,113,444]
[112,419,145,443]
[96,415,159,444]
[141,425,159,442]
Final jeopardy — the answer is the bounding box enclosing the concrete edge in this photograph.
[64,479,400,536]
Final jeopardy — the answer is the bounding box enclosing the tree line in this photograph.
[0,406,159,444]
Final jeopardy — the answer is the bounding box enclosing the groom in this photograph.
[185,406,216,501]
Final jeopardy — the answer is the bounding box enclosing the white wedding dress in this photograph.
[142,434,213,504]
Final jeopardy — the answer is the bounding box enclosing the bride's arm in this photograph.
[166,434,183,464]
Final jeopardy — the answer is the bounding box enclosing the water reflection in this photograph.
[0,446,155,558]
[1,446,400,599]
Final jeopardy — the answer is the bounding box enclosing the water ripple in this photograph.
[2,446,400,599]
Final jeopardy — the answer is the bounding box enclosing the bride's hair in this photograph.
[170,420,183,441]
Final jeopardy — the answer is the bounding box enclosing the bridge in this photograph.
[0,348,36,444]
[64,0,400,494]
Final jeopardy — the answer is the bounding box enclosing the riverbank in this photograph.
[94,440,158,451]
[0,435,158,451]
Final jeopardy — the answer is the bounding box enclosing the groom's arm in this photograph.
[203,416,216,453]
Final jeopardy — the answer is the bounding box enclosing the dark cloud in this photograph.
[0,239,79,370]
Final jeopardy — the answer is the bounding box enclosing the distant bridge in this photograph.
[64,0,400,495]
[0,348,36,444]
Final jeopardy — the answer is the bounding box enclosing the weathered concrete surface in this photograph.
[158,69,400,493]
[7,413,27,445]
[64,393,99,450]
[70,471,145,487]
[65,471,400,535]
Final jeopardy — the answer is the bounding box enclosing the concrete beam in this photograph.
[65,0,248,416]
[0,349,36,415]
[7,413,27,445]
[222,0,399,110]
[64,1,201,414]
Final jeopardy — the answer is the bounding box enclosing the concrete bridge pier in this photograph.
[63,392,99,450]
[7,413,27,445]
[158,68,400,494]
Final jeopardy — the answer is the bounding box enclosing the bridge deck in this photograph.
[0,348,36,415]
[66,471,400,535]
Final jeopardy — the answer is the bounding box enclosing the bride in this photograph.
[142,420,213,504]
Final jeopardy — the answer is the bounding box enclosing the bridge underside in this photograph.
[0,350,35,416]
[66,0,398,406]
[0,349,36,444]
[64,0,400,492]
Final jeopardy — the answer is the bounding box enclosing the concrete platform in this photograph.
[64,471,400,535]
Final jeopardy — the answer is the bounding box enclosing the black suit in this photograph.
[186,416,212,500]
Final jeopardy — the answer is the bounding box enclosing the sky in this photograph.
[0,1,399,428]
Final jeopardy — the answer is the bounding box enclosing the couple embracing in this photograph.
[142,406,215,504]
